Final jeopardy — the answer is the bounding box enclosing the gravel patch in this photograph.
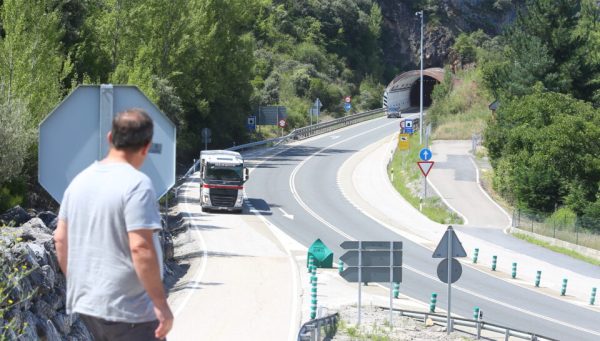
[333,305,478,340]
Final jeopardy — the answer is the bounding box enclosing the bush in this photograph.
[0,99,33,185]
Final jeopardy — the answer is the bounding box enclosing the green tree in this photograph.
[0,0,68,123]
[485,88,600,212]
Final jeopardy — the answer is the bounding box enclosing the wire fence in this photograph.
[513,209,600,251]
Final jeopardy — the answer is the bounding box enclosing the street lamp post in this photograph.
[416,10,424,145]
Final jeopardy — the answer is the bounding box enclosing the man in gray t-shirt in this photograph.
[54,108,173,340]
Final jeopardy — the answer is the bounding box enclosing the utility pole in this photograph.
[416,10,424,145]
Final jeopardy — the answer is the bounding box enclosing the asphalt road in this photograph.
[244,115,600,341]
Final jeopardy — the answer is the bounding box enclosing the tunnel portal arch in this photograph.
[383,67,445,112]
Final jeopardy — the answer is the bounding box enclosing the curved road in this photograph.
[244,116,600,340]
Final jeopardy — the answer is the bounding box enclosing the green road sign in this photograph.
[307,239,333,268]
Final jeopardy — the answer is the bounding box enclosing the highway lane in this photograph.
[244,117,600,340]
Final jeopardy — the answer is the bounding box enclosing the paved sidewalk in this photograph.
[167,175,296,341]
[338,134,600,308]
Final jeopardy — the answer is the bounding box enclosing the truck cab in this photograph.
[199,150,248,213]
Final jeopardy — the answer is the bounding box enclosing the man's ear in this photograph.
[107,131,113,145]
[141,141,152,156]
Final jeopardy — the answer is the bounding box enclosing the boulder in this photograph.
[37,211,57,229]
[0,206,32,226]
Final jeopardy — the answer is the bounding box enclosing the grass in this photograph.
[512,232,600,266]
[387,133,463,225]
[429,68,492,140]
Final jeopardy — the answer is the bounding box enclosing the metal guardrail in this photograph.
[181,108,386,179]
[297,313,339,341]
[382,307,558,341]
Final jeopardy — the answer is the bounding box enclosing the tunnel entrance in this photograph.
[409,76,439,107]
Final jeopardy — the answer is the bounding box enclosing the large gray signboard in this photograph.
[39,85,176,203]
[258,106,287,125]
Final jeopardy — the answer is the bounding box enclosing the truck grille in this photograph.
[209,188,237,207]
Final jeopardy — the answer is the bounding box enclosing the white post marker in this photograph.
[358,240,362,326]
[447,227,453,334]
[389,242,394,327]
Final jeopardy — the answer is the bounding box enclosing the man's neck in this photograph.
[101,149,138,168]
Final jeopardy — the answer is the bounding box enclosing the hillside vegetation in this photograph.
[430,0,600,229]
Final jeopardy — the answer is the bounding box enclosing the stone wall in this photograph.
[0,206,176,340]
[0,206,92,340]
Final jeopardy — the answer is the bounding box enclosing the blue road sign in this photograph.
[405,119,414,134]
[247,116,256,132]
[420,148,432,161]
[344,102,352,112]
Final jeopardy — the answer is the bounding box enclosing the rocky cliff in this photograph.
[379,0,522,73]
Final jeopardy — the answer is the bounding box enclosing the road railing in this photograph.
[297,312,339,341]
[382,307,558,341]
[180,107,386,178]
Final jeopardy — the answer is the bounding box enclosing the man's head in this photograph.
[110,108,153,152]
[107,109,154,168]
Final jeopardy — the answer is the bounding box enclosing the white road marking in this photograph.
[289,124,600,338]
[174,181,209,318]
[331,135,340,140]
[278,208,295,220]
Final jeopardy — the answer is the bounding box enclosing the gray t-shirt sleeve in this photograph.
[124,179,162,232]
[58,189,69,221]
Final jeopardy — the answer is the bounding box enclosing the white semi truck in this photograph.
[198,150,248,213]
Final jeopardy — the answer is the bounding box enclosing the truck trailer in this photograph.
[198,150,248,213]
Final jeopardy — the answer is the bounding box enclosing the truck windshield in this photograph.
[205,164,243,182]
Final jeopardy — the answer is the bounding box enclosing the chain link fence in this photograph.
[513,209,600,251]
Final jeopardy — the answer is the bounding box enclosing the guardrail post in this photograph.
[310,277,318,319]
[338,260,344,274]
[511,262,517,279]
[308,255,314,273]
[474,307,482,339]
[492,255,497,271]
[393,282,400,298]
[535,271,541,287]
[561,278,568,296]
[472,248,479,264]
[590,287,596,305]
[429,293,437,313]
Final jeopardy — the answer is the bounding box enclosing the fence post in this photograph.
[561,278,568,296]
[535,271,541,287]
[492,255,497,271]
[590,287,596,305]
[472,248,479,264]
[511,262,517,279]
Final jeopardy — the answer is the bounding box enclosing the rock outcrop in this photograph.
[379,0,521,72]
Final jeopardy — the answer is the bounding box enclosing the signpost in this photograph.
[201,128,212,150]
[246,116,256,132]
[432,226,467,334]
[398,134,409,151]
[39,85,176,203]
[404,119,414,134]
[418,145,434,201]
[311,98,323,125]
[258,106,287,126]
[340,241,402,326]
[344,102,352,113]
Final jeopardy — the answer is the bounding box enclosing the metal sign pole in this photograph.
[447,228,453,334]
[389,242,393,327]
[358,241,362,326]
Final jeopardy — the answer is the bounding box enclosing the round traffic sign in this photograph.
[344,96,351,103]
[437,258,462,284]
[278,119,286,128]
[419,148,432,161]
